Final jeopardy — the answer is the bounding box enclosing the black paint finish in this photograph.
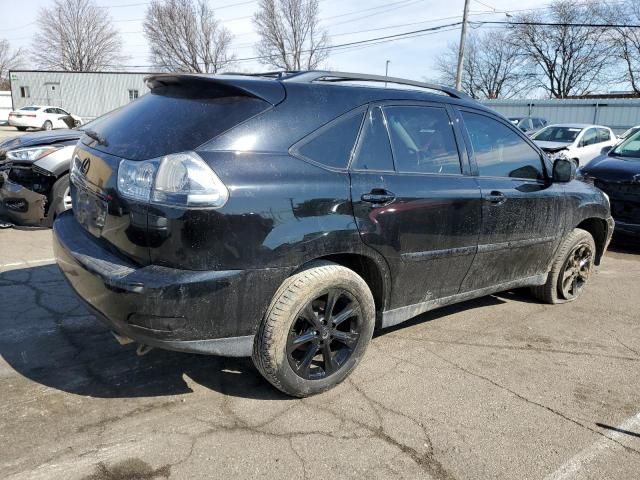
[53,73,614,355]
[580,153,640,236]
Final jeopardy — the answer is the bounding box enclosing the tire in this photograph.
[531,228,596,304]
[572,158,580,168]
[42,120,53,131]
[44,174,71,227]
[252,261,375,397]
[16,127,27,131]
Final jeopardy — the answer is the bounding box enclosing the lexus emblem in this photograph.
[80,157,91,175]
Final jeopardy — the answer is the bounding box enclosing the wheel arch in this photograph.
[576,217,609,265]
[296,252,391,316]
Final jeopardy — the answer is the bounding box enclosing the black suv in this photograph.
[53,71,614,397]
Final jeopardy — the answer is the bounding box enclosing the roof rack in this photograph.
[283,71,470,99]
[221,71,303,79]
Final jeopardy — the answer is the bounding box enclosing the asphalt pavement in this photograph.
[1,226,639,479]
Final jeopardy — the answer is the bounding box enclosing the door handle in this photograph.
[486,191,506,205]
[361,189,396,205]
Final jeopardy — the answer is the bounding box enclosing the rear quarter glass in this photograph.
[81,86,270,161]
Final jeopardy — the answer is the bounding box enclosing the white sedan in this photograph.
[531,123,617,167]
[8,105,82,132]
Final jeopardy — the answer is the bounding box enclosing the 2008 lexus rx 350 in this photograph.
[53,71,614,397]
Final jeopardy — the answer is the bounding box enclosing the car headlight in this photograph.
[6,146,60,161]
[117,151,229,208]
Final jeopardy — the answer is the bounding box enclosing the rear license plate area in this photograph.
[73,186,107,236]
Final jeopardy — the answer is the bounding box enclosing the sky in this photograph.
[1,0,547,81]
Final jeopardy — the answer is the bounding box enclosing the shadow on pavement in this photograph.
[1,263,537,401]
[608,233,640,255]
[0,264,290,401]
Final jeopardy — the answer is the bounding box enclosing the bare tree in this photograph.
[0,39,25,89]
[32,0,124,71]
[253,0,329,70]
[602,0,640,95]
[144,0,234,73]
[510,0,613,98]
[435,30,534,99]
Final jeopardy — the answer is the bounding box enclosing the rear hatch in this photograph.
[69,74,284,265]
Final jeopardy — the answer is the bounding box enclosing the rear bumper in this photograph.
[0,173,47,226]
[7,117,37,128]
[53,211,293,356]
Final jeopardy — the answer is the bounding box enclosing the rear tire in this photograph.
[42,120,53,131]
[252,261,375,397]
[531,228,596,304]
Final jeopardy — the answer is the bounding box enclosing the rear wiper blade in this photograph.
[84,129,108,146]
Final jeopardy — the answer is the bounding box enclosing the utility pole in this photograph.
[455,0,471,91]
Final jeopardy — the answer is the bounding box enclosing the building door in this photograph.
[45,82,61,106]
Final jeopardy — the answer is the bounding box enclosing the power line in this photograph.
[476,20,640,28]
[107,21,463,68]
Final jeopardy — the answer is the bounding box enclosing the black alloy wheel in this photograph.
[559,242,593,300]
[286,289,362,380]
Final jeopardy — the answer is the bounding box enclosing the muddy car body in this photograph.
[53,71,614,396]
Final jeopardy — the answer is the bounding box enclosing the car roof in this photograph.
[545,123,611,129]
[145,70,493,113]
[20,105,61,109]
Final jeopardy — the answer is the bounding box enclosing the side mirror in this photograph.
[600,145,613,155]
[552,158,576,183]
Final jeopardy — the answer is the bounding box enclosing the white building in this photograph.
[0,91,12,124]
[8,70,155,121]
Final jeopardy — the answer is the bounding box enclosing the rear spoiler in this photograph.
[144,73,286,105]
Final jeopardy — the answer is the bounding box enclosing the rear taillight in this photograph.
[115,151,229,208]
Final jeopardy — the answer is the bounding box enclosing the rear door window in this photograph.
[597,128,611,142]
[293,110,364,169]
[461,111,544,180]
[350,107,394,171]
[82,86,270,160]
[384,106,461,175]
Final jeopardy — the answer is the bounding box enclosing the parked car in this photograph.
[508,116,547,133]
[52,71,613,397]
[616,125,640,143]
[0,114,109,226]
[531,124,617,167]
[579,129,640,237]
[8,105,82,131]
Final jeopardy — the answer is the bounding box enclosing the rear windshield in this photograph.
[20,106,40,111]
[82,86,269,160]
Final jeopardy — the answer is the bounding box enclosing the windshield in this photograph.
[19,106,40,111]
[611,130,640,158]
[76,107,121,131]
[532,126,581,143]
[82,85,270,160]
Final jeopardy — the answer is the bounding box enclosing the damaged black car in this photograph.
[0,115,111,226]
[579,129,640,237]
[53,71,614,397]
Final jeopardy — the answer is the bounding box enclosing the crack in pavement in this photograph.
[387,334,640,363]
[421,347,640,458]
